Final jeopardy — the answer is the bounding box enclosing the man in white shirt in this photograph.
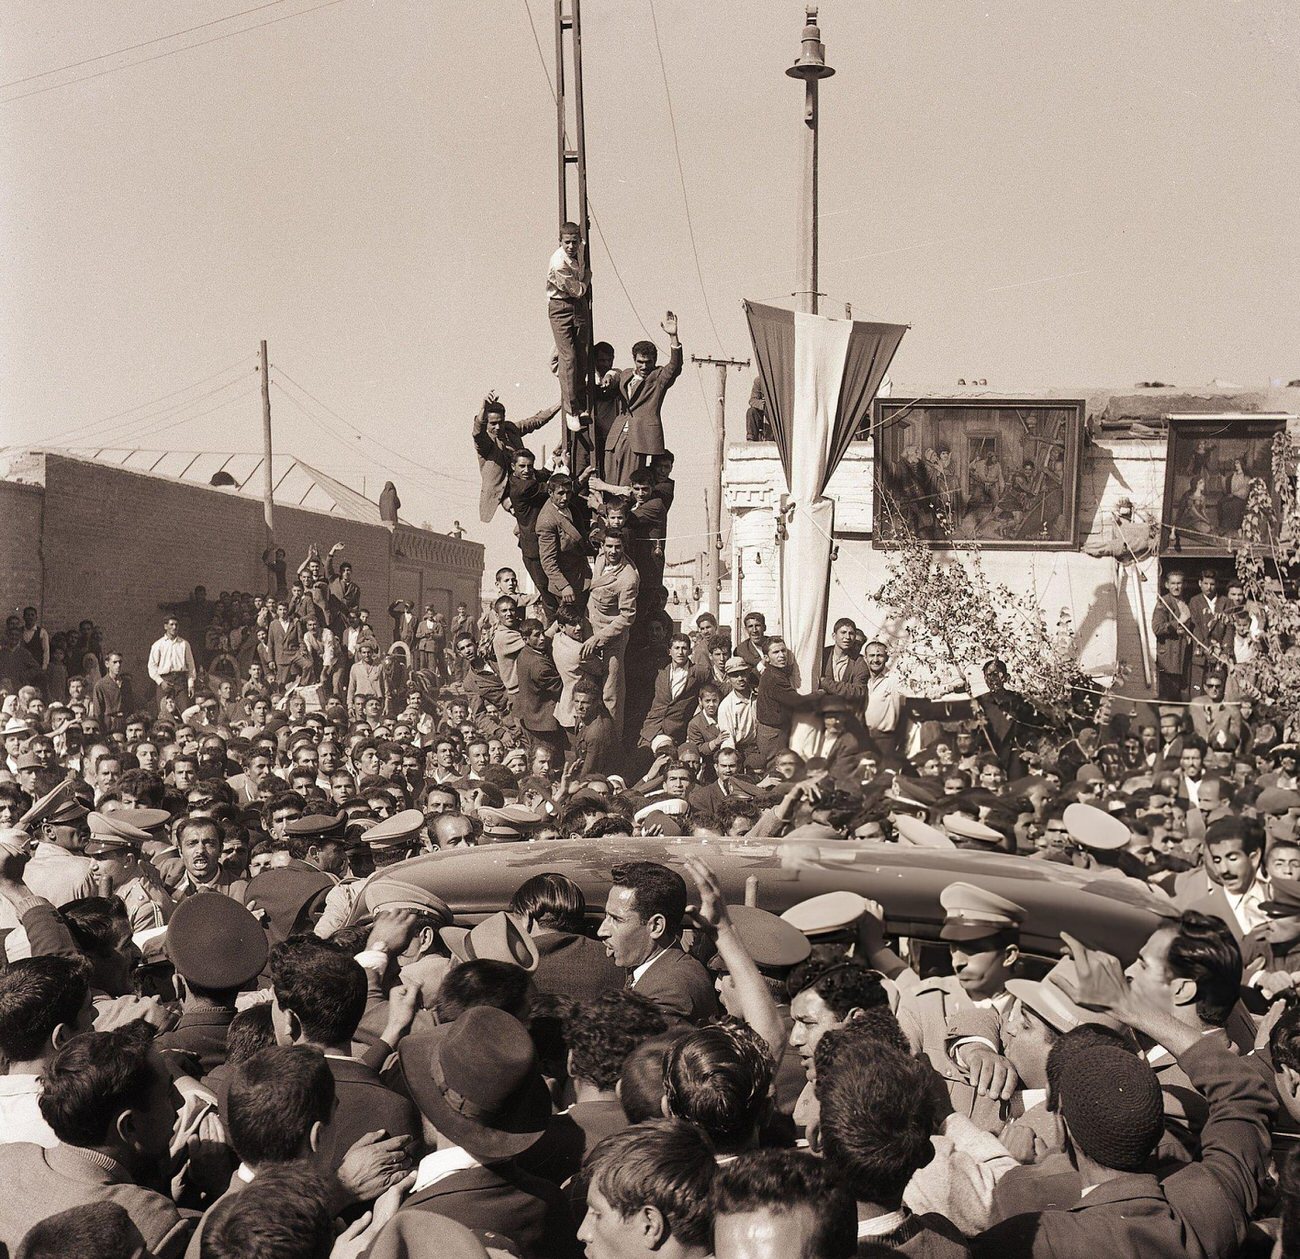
[864,639,903,753]
[717,658,761,772]
[146,615,196,710]
[0,954,93,1149]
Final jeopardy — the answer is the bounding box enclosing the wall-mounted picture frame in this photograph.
[872,397,1085,548]
[1161,414,1288,555]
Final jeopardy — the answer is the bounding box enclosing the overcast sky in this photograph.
[3,0,1298,566]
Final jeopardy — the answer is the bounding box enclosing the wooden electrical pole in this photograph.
[259,340,275,552]
[692,354,750,619]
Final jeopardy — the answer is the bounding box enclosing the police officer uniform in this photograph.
[152,893,268,1075]
[894,882,1026,1133]
[83,811,175,940]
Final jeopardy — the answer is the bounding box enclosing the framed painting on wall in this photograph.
[1161,414,1288,554]
[872,397,1085,548]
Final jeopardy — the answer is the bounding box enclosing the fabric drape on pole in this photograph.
[743,302,906,754]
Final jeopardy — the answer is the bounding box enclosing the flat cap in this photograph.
[441,911,539,972]
[1063,802,1130,851]
[283,812,347,840]
[894,814,956,849]
[724,905,811,969]
[363,880,454,925]
[166,893,268,989]
[780,890,868,937]
[941,813,1003,844]
[14,752,42,772]
[1258,788,1300,817]
[83,811,151,855]
[723,656,752,676]
[365,808,425,849]
[20,779,89,828]
[939,881,1025,941]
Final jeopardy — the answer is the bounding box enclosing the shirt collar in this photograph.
[632,947,672,983]
[411,1144,481,1193]
[857,1209,910,1238]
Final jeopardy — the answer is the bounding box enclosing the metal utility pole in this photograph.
[259,340,275,552]
[555,0,594,470]
[692,354,750,618]
[787,5,834,315]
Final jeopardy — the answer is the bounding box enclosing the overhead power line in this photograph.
[13,355,256,450]
[645,0,724,352]
[519,0,652,339]
[270,366,478,489]
[0,0,299,90]
[2,0,347,104]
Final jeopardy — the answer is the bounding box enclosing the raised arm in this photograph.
[685,857,785,1061]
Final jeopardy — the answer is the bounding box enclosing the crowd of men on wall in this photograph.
[0,274,1298,1253]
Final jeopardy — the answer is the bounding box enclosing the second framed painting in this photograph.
[872,397,1085,548]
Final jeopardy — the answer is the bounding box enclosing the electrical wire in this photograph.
[13,356,257,450]
[269,380,478,509]
[81,371,259,448]
[0,0,299,90]
[270,366,478,489]
[519,0,652,339]
[2,0,347,104]
[66,384,263,449]
[645,0,724,352]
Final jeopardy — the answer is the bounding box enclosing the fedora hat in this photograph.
[397,1007,550,1160]
[440,911,539,973]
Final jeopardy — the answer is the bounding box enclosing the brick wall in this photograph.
[0,482,44,614]
[15,454,482,689]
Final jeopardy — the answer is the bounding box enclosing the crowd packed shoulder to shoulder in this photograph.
[0,274,1299,1251]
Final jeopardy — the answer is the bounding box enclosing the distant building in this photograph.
[724,383,1300,702]
[0,448,483,684]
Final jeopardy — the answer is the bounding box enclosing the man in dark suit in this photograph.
[1187,568,1228,697]
[688,745,758,816]
[570,680,620,777]
[269,938,420,1178]
[396,1006,582,1258]
[639,632,713,751]
[808,694,863,788]
[1152,569,1194,702]
[597,860,719,1025]
[617,313,683,463]
[819,617,869,706]
[267,599,302,685]
[504,448,556,618]
[515,619,565,761]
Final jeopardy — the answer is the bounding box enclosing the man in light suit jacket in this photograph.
[638,633,713,750]
[536,476,592,608]
[617,313,683,461]
[597,860,719,1026]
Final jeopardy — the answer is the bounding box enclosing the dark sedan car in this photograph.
[351,836,1170,966]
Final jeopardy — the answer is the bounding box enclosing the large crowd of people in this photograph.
[1,277,1298,1256]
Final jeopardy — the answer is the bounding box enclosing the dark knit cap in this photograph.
[1058,1045,1163,1171]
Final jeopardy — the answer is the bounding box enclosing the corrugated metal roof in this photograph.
[45,447,392,526]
